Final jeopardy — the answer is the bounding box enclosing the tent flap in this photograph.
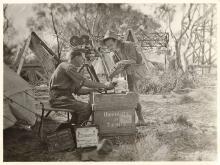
[4,64,38,129]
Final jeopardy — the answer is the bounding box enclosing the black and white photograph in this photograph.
[2,1,218,162]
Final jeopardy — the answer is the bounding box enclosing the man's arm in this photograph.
[135,49,142,64]
[83,79,106,89]
[126,43,142,64]
[65,64,115,90]
[76,87,95,95]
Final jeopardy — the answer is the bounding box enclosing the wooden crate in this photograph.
[46,128,75,152]
[90,92,138,136]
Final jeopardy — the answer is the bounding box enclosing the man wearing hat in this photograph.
[102,30,146,126]
[49,49,116,125]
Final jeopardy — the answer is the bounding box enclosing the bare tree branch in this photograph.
[59,40,64,55]
[168,11,177,41]
[96,14,104,36]
[178,4,194,41]
[73,25,81,35]
[50,7,61,61]
[75,17,90,34]
[91,5,99,36]
[83,5,92,35]
[51,32,70,48]
[182,5,214,60]
[190,5,214,28]
[181,5,199,58]
[3,4,9,33]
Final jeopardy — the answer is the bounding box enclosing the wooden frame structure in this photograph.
[184,5,217,73]
[13,32,59,84]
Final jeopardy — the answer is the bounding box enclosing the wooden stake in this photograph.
[208,10,214,73]
[16,35,31,75]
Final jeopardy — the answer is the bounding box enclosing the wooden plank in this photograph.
[29,32,57,79]
[210,57,216,64]
[130,33,152,70]
[186,46,201,59]
[17,35,31,75]
[124,29,138,43]
[30,32,59,62]
[208,10,214,72]
[34,95,49,100]
[23,63,42,67]
[35,70,48,81]
[16,57,25,75]
[91,92,138,110]
[12,46,23,70]
[34,86,49,91]
[189,64,217,68]
[201,9,206,74]
[44,107,74,113]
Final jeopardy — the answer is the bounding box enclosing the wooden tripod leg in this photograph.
[88,65,100,82]
[38,103,45,139]
[45,111,52,118]
[67,112,70,122]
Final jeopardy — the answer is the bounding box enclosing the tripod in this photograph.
[78,63,100,83]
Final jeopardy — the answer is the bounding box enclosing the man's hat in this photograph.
[70,35,81,46]
[81,35,90,45]
[102,30,118,44]
[67,50,82,61]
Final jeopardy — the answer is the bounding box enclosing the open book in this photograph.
[109,60,136,79]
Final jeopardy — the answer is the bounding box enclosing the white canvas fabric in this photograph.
[3,64,38,129]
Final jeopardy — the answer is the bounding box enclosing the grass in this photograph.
[176,115,193,127]
[114,133,161,161]
[164,115,193,127]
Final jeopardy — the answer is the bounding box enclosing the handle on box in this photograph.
[80,120,93,126]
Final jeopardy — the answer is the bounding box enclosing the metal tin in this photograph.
[74,125,99,148]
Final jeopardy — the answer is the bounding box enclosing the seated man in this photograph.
[49,51,115,125]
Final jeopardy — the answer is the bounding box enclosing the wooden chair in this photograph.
[13,32,72,138]
[33,86,73,139]
[38,101,74,139]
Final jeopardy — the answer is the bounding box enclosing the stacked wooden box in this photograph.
[46,128,75,152]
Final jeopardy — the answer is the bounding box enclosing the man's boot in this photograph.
[135,102,148,126]
[70,112,78,124]
[56,113,77,131]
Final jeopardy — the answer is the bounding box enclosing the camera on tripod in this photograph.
[70,34,101,82]
[70,35,96,61]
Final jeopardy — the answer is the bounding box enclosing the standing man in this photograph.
[102,30,147,126]
[49,50,116,125]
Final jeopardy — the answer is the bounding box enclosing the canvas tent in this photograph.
[3,64,40,129]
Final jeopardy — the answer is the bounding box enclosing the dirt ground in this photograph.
[3,77,217,161]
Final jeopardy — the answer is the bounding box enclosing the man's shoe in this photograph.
[56,122,72,131]
[31,116,41,133]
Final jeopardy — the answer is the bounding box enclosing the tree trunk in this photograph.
[175,41,183,71]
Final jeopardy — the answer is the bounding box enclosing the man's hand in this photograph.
[125,65,134,75]
[77,88,96,95]
[104,82,117,90]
